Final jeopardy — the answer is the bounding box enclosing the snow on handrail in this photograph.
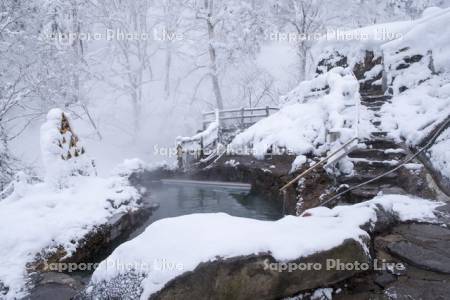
[202,106,279,116]
[320,116,450,207]
[279,137,359,193]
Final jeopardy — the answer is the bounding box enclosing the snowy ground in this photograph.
[0,173,141,299]
[427,128,450,179]
[378,8,450,178]
[87,195,440,299]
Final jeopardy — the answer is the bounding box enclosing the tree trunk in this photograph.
[164,41,172,100]
[298,40,308,81]
[205,0,224,110]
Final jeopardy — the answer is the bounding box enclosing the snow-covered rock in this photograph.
[84,195,441,299]
[0,171,141,299]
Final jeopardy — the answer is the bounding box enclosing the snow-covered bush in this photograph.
[230,67,370,159]
[40,108,96,188]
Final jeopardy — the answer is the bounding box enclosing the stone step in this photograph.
[371,120,381,126]
[371,131,388,138]
[347,184,406,202]
[367,105,383,111]
[350,158,400,169]
[361,100,388,107]
[373,113,382,118]
[348,148,406,161]
[352,162,400,176]
[364,139,400,150]
[360,94,392,101]
[359,86,384,95]
[338,171,398,185]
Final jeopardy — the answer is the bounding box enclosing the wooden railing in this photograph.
[202,106,279,130]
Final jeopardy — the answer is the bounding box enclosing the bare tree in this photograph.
[91,0,156,137]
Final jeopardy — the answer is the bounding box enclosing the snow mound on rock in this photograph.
[0,171,141,299]
[88,195,440,299]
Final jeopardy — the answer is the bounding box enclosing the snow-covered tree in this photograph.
[40,108,96,188]
[184,0,267,109]
[90,0,157,137]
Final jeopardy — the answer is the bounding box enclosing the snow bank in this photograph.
[313,7,450,71]
[427,128,450,179]
[379,76,450,143]
[0,173,141,299]
[314,8,450,178]
[383,7,450,74]
[112,158,150,177]
[88,195,440,299]
[230,67,372,159]
[312,20,414,69]
[374,8,450,177]
[176,120,219,151]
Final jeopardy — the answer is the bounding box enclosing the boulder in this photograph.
[385,278,450,300]
[386,224,450,274]
[79,238,371,300]
[150,238,370,300]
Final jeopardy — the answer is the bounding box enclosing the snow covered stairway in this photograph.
[338,141,408,203]
[335,91,408,203]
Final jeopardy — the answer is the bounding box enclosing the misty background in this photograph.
[1,0,448,180]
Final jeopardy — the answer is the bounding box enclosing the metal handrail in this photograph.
[320,116,450,207]
[279,137,359,192]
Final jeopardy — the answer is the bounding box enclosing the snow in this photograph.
[312,20,414,69]
[335,7,450,178]
[231,102,327,158]
[112,158,149,177]
[224,159,240,167]
[427,128,450,179]
[382,7,450,73]
[0,111,143,299]
[379,76,450,144]
[363,64,383,81]
[290,155,307,173]
[310,288,333,300]
[0,173,141,299]
[88,195,441,299]
[313,7,450,73]
[40,109,96,188]
[176,120,219,152]
[230,67,372,159]
[364,9,450,141]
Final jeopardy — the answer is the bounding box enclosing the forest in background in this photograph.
[0,0,447,184]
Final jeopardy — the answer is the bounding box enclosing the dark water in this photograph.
[129,182,283,239]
